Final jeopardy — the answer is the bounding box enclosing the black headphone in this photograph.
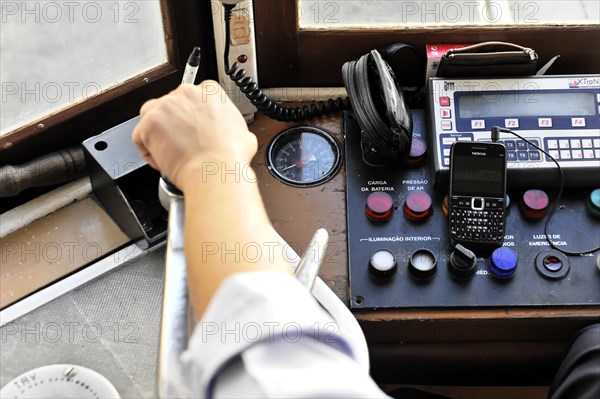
[342,44,417,165]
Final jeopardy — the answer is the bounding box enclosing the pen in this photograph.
[181,47,201,85]
[159,47,202,194]
[162,47,200,195]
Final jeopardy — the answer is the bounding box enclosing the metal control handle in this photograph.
[157,178,188,398]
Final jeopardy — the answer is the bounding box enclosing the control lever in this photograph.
[294,229,329,291]
[157,178,188,398]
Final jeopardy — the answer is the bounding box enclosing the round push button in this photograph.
[488,247,518,279]
[403,191,433,221]
[408,249,437,280]
[365,192,394,222]
[587,188,600,218]
[404,137,427,165]
[369,249,397,279]
[535,250,570,280]
[520,189,549,219]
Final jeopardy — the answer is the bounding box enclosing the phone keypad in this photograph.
[449,198,505,243]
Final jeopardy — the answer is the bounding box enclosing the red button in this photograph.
[366,192,394,222]
[520,189,550,219]
[403,191,433,221]
[439,96,451,107]
[403,137,427,165]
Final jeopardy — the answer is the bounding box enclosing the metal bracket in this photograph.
[82,116,167,249]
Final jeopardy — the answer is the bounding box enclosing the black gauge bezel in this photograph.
[266,126,342,187]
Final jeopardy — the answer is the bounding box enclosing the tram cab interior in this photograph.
[1,1,599,398]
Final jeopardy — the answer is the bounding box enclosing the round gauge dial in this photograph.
[1,364,120,398]
[266,126,342,187]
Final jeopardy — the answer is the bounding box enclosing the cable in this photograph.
[493,127,600,256]
[222,4,350,122]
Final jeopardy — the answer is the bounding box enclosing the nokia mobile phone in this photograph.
[448,141,507,254]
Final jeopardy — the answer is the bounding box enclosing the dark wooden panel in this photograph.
[295,27,600,87]
[254,0,600,87]
[249,108,349,302]
[254,0,300,85]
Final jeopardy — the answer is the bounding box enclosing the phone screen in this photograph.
[451,150,505,198]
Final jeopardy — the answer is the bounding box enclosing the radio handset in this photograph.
[342,48,414,165]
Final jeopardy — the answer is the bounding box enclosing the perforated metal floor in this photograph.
[1,243,166,398]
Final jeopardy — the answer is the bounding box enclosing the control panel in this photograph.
[428,75,600,190]
[345,110,600,310]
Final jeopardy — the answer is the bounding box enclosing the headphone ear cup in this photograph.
[342,50,413,164]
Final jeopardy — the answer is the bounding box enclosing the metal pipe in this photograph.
[157,178,189,398]
[0,146,86,197]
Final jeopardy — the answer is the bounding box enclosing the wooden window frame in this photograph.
[0,0,218,165]
[254,0,600,87]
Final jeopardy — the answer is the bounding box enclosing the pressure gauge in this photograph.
[0,364,120,398]
[266,126,342,187]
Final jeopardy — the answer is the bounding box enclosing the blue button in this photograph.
[504,140,516,150]
[517,140,528,150]
[528,140,540,150]
[517,151,529,161]
[529,151,541,161]
[507,151,517,161]
[489,247,518,279]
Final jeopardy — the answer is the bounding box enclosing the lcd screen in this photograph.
[458,92,596,118]
[451,155,505,198]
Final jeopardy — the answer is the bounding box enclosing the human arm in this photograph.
[132,81,292,319]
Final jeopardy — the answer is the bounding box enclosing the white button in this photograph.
[597,94,600,102]
[443,148,450,156]
[441,109,452,119]
[582,139,593,148]
[593,139,600,148]
[595,149,600,158]
[570,139,582,148]
[583,149,595,159]
[370,250,397,273]
[505,119,519,128]
[560,150,571,159]
[442,137,456,145]
[441,121,453,131]
[571,117,586,127]
[457,137,471,141]
[549,150,560,159]
[443,158,450,166]
[471,120,485,129]
[572,150,583,159]
[538,118,553,127]
[559,139,570,149]
[547,140,558,149]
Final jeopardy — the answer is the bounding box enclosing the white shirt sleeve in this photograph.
[180,271,389,398]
